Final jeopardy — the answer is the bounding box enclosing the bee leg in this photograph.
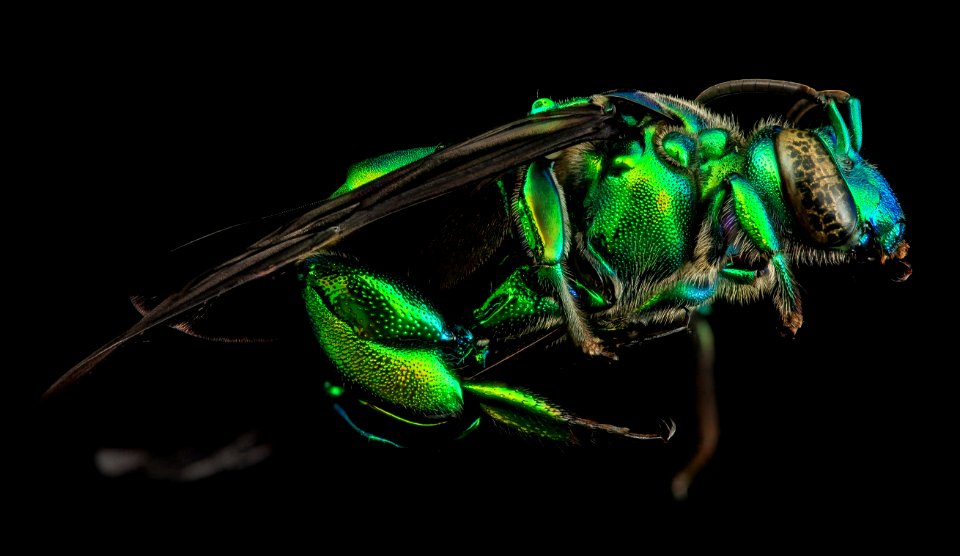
[463,381,674,444]
[300,255,472,424]
[728,175,803,335]
[514,159,610,357]
[538,264,609,357]
[636,279,718,315]
[671,313,719,500]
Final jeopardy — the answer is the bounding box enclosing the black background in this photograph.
[19,17,947,539]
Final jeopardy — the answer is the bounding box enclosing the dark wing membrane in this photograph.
[128,207,313,344]
[46,97,627,398]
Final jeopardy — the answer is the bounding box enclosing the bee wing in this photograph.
[47,96,641,398]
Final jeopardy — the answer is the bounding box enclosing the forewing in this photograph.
[46,97,628,398]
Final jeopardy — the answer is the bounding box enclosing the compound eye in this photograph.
[775,129,859,248]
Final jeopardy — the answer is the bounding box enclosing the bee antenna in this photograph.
[695,79,853,127]
[695,79,820,105]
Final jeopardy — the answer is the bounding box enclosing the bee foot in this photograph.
[777,312,803,338]
[659,417,677,442]
[582,338,618,360]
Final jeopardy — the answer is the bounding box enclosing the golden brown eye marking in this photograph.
[776,129,858,247]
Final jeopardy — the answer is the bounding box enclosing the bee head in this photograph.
[775,98,910,281]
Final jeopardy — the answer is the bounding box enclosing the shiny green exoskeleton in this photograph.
[49,80,911,475]
[297,80,911,448]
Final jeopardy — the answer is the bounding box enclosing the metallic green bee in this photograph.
[46,79,911,486]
